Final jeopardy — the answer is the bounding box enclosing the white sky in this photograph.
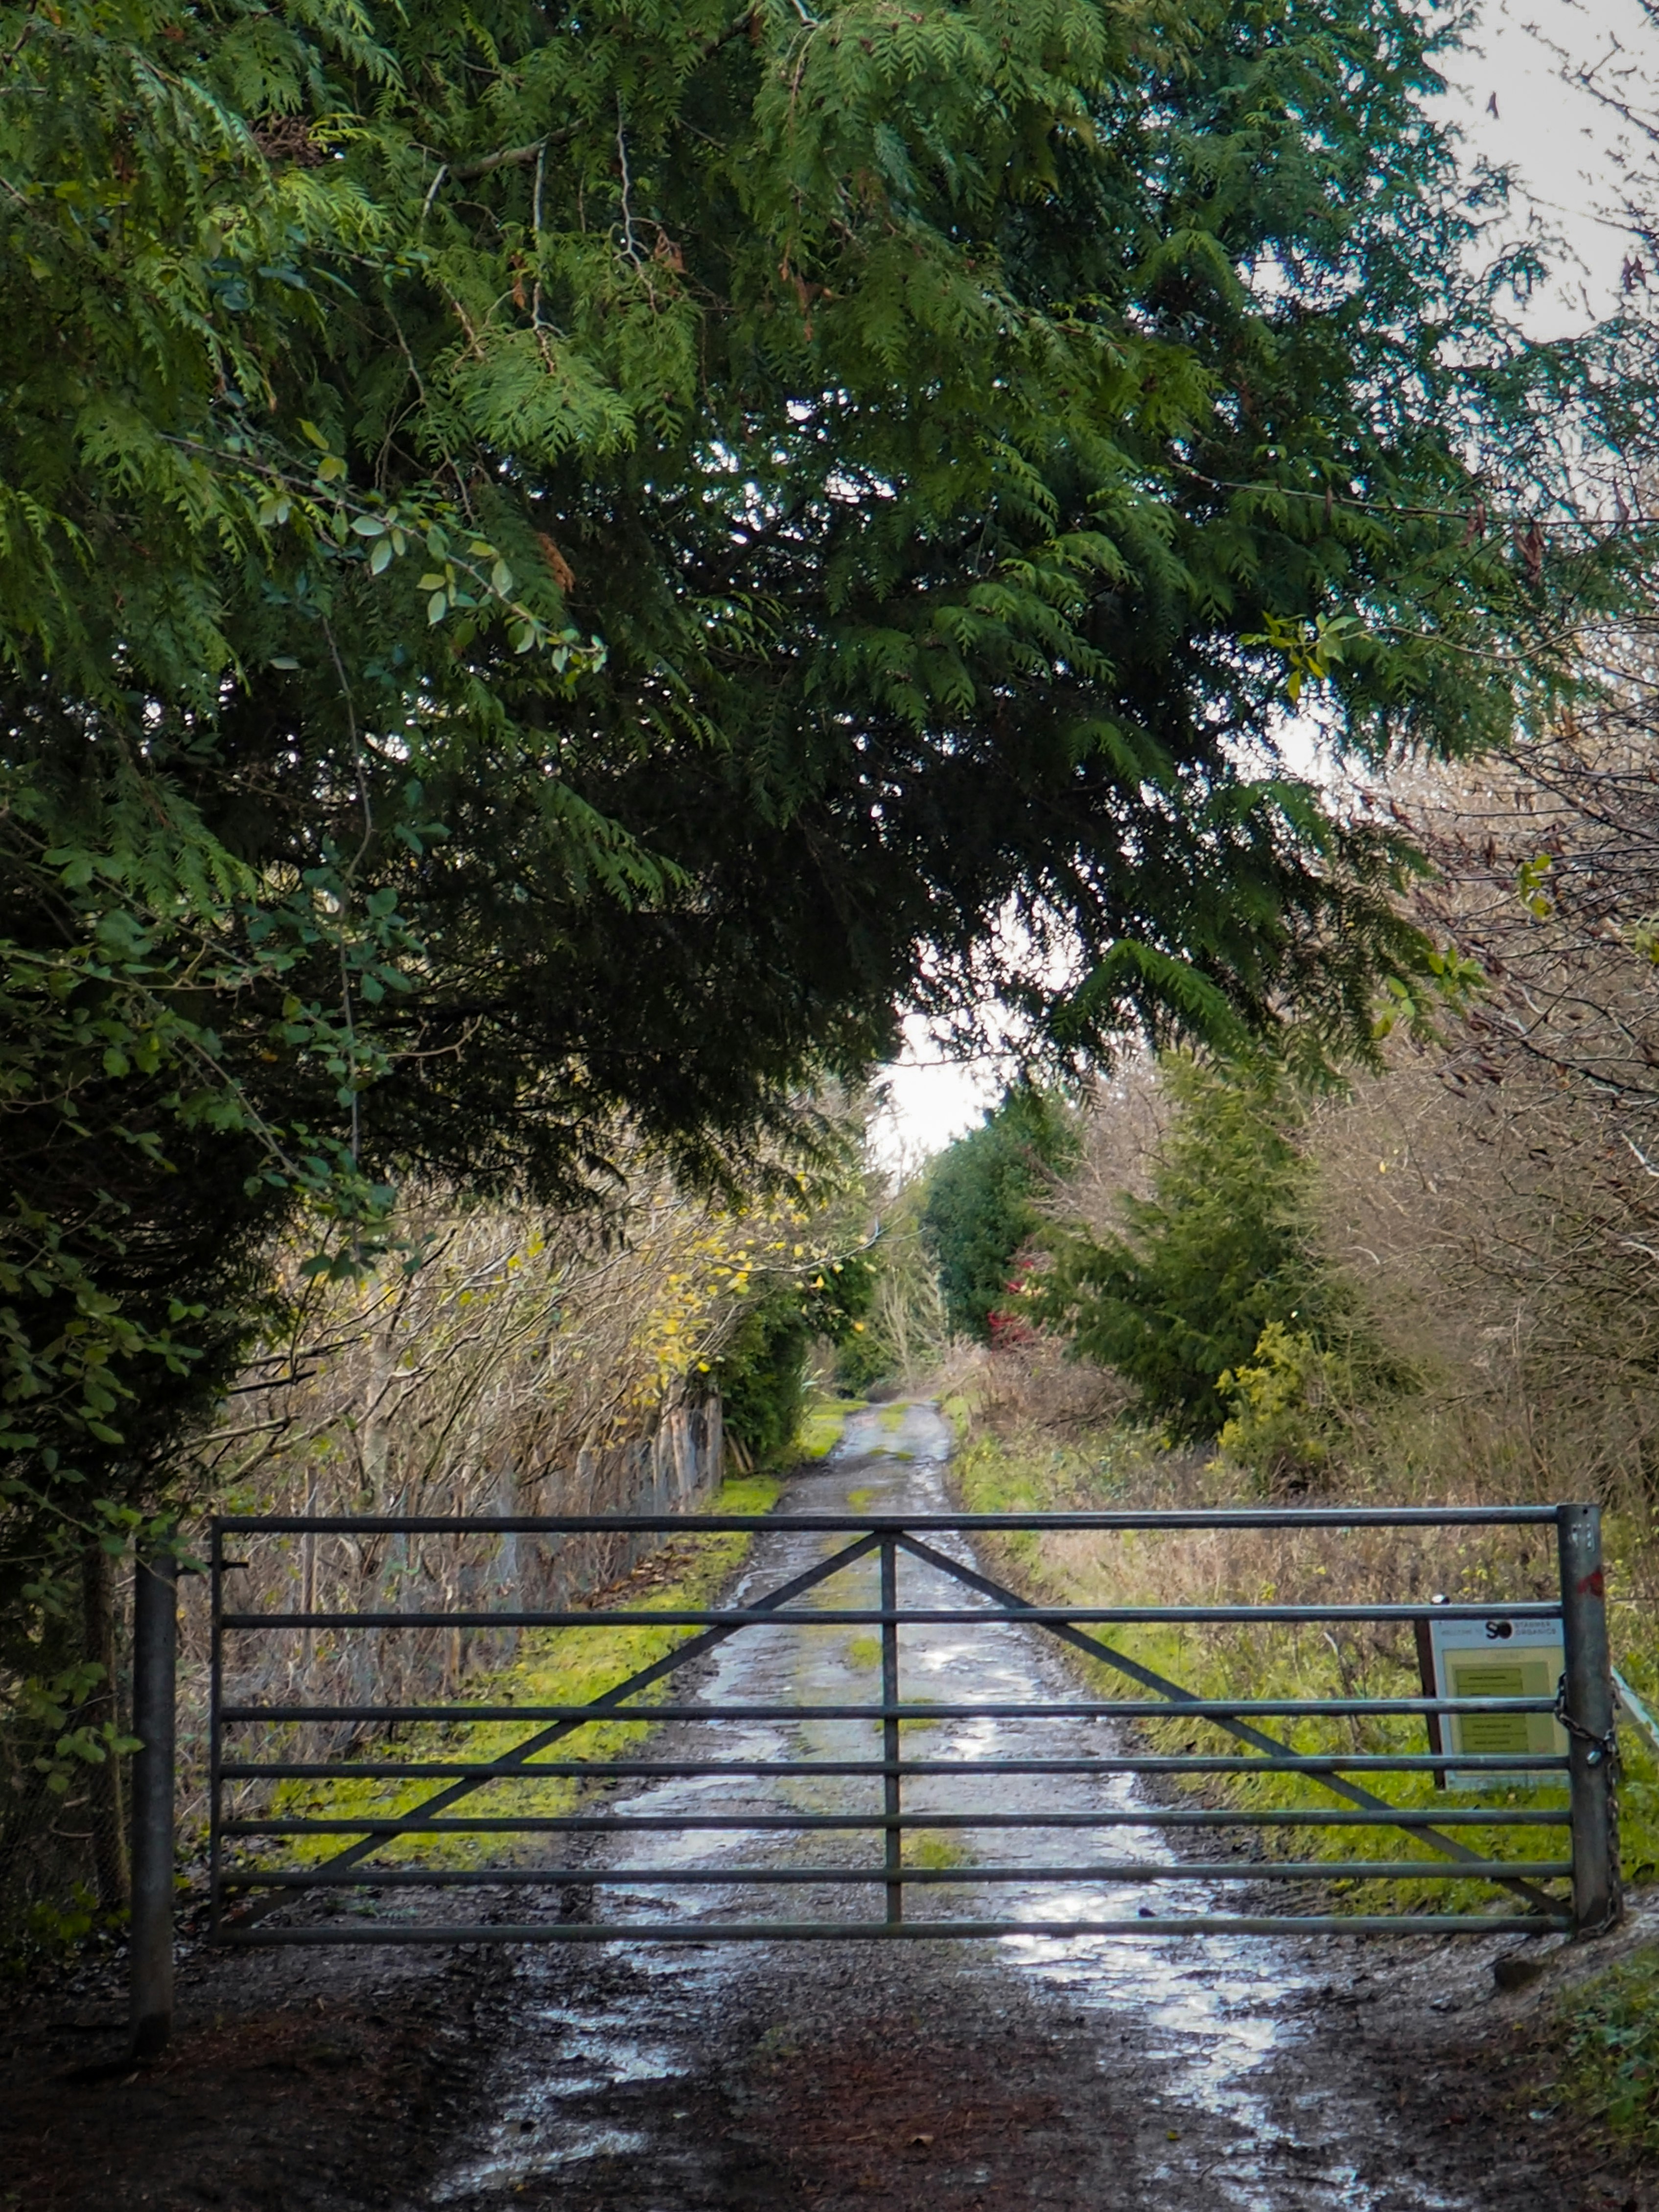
[875,0,1650,1169]
[867,1017,1006,1177]
[1438,0,1645,329]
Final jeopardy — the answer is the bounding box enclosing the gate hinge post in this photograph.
[1557,1501,1621,1937]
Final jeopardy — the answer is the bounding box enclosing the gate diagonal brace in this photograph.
[894,1533,1560,1916]
[222,1531,882,1929]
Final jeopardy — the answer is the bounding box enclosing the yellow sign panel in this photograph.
[1428,1616,1566,1790]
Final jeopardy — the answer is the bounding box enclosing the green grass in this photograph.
[871,1702,940,1736]
[1531,1638,1659,2161]
[1599,1627,1659,1885]
[1558,1944,1659,2157]
[940,1392,976,1442]
[797,1397,864,1459]
[951,1430,1580,1918]
[901,1833,968,1870]
[844,1633,882,1670]
[877,1402,908,1433]
[264,1475,780,1871]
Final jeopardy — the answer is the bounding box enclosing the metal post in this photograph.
[130,1543,178,2058]
[208,1522,224,1944]
[880,1537,902,1926]
[1412,1612,1447,1788]
[1557,1502,1620,1936]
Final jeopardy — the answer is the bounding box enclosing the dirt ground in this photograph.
[2,1406,1650,2212]
[0,1901,1652,2212]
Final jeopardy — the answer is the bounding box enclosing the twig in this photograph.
[615,100,644,270]
[532,140,546,328]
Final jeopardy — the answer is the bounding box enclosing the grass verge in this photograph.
[265,1473,779,1870]
[949,1422,1590,1919]
[1557,1942,1659,2160]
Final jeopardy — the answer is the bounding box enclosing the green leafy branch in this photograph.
[1371,943,1486,1042]
[0,1648,140,1802]
[1241,611,1362,706]
[1518,851,1555,920]
[210,420,608,671]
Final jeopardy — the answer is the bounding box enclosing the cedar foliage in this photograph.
[0,0,1644,1693]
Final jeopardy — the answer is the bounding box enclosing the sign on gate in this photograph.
[1427,1613,1568,1790]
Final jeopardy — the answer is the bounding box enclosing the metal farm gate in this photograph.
[205,1502,1618,1947]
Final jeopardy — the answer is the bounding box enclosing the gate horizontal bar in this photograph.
[216,1507,1561,1532]
[216,1698,1566,1732]
[221,1858,1575,1893]
[206,1780,1571,1822]
[216,1748,1566,1778]
[216,1695,1555,1742]
[212,1913,1574,1943]
[228,1770,1575,1805]
[224,1770,1575,1840]
[220,1860,1571,1886]
[223,1801,1567,1835]
[222,1602,1562,1628]
[218,1743,1567,1776]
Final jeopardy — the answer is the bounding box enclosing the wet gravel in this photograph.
[2,1401,1647,2210]
[422,1403,1614,2212]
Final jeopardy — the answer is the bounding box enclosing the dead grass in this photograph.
[935,1334,1130,1447]
[940,1345,1607,1913]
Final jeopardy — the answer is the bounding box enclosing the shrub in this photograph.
[1217,1322,1347,1492]
[718,1251,876,1465]
[1558,1946,1659,2163]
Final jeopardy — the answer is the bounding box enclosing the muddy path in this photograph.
[425,1403,1612,2212]
[2,1402,1646,2211]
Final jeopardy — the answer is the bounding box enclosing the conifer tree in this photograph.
[923,1090,1077,1341]
[0,0,1643,1582]
[1038,1053,1327,1437]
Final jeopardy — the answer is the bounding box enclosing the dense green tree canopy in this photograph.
[0,0,1638,1550]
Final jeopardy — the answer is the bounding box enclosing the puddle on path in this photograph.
[429,1402,1488,2211]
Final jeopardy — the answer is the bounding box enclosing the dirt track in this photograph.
[2,1404,1652,2211]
